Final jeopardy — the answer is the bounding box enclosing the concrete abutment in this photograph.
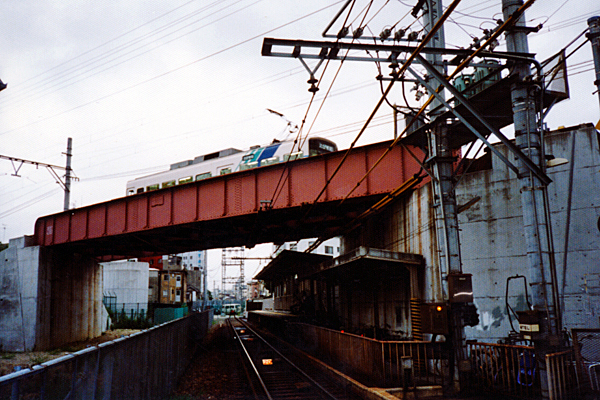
[0,236,105,351]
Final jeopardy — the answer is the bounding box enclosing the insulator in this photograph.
[394,29,405,41]
[379,28,391,41]
[337,27,349,39]
[308,84,319,93]
[407,31,419,41]
[352,27,363,39]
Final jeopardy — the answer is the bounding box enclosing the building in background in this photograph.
[178,250,207,301]
[102,260,150,316]
[158,255,187,305]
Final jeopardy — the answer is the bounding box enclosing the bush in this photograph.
[107,307,153,329]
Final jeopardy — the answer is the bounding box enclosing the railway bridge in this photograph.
[2,139,425,350]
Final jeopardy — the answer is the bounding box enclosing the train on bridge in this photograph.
[126,137,338,196]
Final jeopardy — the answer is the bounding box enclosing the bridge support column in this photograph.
[43,248,104,350]
[0,236,105,351]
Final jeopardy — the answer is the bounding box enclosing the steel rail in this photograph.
[233,317,340,400]
[227,318,273,400]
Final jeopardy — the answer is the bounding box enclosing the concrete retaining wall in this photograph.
[458,124,600,341]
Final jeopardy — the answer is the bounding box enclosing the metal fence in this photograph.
[468,341,539,399]
[287,322,447,388]
[546,348,579,400]
[0,310,212,400]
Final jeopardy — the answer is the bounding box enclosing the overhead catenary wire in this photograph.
[305,0,540,252]
[299,0,464,227]
[1,2,351,220]
[4,1,262,111]
[10,1,592,161]
[4,0,596,232]
[267,0,364,207]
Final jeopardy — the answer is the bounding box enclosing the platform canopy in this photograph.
[255,246,424,284]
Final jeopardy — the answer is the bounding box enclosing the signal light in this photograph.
[420,303,449,335]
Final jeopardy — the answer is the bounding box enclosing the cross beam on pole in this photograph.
[261,37,551,186]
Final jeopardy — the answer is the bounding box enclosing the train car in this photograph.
[126,137,337,196]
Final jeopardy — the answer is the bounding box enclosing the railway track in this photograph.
[227,317,363,400]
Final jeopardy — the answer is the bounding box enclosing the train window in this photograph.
[147,184,159,192]
[240,161,258,171]
[220,168,231,175]
[178,176,193,184]
[196,172,212,181]
[284,151,303,161]
[137,188,144,194]
[162,180,176,188]
[127,188,135,196]
[261,156,279,166]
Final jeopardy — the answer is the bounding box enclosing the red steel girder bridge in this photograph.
[34,140,426,259]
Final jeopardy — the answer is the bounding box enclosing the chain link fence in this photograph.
[0,310,212,400]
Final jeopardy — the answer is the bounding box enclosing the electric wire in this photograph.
[4,0,596,232]
[267,0,362,207]
[363,0,391,26]
[334,0,538,207]
[0,188,59,219]
[7,0,198,90]
[303,0,540,250]
[0,1,230,108]
[2,1,257,111]
[300,0,465,230]
[9,0,592,159]
[541,0,572,26]
[0,1,347,138]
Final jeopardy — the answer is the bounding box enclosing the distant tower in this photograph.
[221,247,245,298]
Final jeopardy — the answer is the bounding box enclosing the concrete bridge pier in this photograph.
[0,236,105,351]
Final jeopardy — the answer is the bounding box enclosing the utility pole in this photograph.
[203,259,208,309]
[0,143,76,212]
[421,0,469,391]
[588,16,600,111]
[63,137,73,211]
[503,1,561,398]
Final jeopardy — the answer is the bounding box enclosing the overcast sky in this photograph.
[1,0,598,287]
